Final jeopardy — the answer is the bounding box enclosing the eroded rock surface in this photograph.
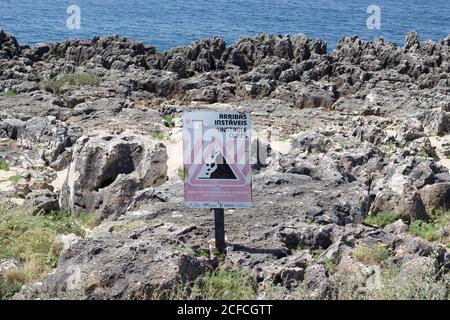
[0,29,448,299]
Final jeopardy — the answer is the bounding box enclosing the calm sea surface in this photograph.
[0,0,449,51]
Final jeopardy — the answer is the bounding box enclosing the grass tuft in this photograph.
[409,209,449,244]
[177,167,187,180]
[0,158,9,171]
[164,114,175,128]
[151,266,256,300]
[2,90,17,97]
[7,175,22,184]
[0,204,92,299]
[364,211,399,228]
[110,220,145,233]
[352,242,392,265]
[191,267,257,300]
[149,130,165,141]
[44,72,100,92]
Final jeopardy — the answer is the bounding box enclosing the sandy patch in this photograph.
[0,167,24,192]
[51,169,68,193]
[165,127,183,179]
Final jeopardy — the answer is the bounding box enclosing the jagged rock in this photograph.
[23,190,60,215]
[272,82,336,109]
[370,187,428,221]
[279,222,333,250]
[384,220,409,235]
[0,116,81,164]
[0,30,20,59]
[396,118,425,142]
[303,264,333,299]
[158,37,226,77]
[0,259,21,281]
[17,211,212,300]
[353,125,385,144]
[2,30,450,300]
[60,133,168,220]
[291,132,325,153]
[419,183,450,214]
[416,108,449,136]
[404,31,420,51]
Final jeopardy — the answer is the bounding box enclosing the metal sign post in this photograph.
[213,208,226,254]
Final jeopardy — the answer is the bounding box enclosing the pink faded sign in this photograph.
[183,111,252,208]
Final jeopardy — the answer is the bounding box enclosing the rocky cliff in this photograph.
[0,30,449,300]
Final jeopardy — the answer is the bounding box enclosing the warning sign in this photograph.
[182,111,252,208]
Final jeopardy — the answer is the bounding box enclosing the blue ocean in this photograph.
[0,0,449,51]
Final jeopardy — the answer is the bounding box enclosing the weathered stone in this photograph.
[60,133,168,220]
[23,190,60,215]
[384,220,409,235]
[419,183,450,215]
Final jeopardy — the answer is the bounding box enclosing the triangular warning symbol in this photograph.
[198,150,237,180]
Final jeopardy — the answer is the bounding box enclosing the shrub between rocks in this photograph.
[152,267,257,300]
[352,243,392,265]
[44,72,100,92]
[0,203,97,300]
[2,90,17,97]
[409,209,450,246]
[0,157,9,171]
[364,211,399,227]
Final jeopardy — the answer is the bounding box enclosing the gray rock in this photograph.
[23,190,60,215]
[419,183,450,214]
[60,133,168,220]
[384,220,409,235]
[416,108,449,136]
[0,116,81,164]
[0,259,21,280]
[25,215,211,300]
[353,125,385,145]
[291,132,326,154]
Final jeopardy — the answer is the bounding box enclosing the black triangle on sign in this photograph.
[198,151,237,180]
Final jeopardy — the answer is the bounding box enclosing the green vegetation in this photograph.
[325,258,337,274]
[44,72,100,92]
[410,210,448,242]
[311,249,324,262]
[110,220,145,233]
[409,209,449,245]
[2,90,17,97]
[173,245,210,258]
[337,141,349,151]
[177,167,187,180]
[364,211,399,228]
[0,158,9,171]
[164,114,175,128]
[279,133,292,142]
[149,130,165,141]
[410,221,441,242]
[318,142,327,153]
[151,267,257,300]
[0,204,89,299]
[380,141,395,159]
[352,242,392,265]
[335,266,448,300]
[7,175,22,184]
[417,149,429,158]
[191,267,257,300]
[417,147,438,159]
[73,212,101,229]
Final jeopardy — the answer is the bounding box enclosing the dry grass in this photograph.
[0,203,93,299]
